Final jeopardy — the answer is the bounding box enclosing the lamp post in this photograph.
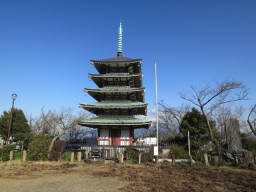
[7,93,17,145]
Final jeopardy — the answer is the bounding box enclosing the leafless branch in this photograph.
[247,104,256,136]
[180,80,248,141]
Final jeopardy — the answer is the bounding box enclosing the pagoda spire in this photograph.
[117,22,123,56]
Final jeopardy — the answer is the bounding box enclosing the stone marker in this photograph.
[70,152,74,162]
[85,150,89,160]
[118,152,124,163]
[225,118,242,152]
[9,151,13,161]
[22,150,27,161]
[244,151,254,164]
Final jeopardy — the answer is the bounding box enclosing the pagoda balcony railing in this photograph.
[105,72,130,75]
[103,86,130,88]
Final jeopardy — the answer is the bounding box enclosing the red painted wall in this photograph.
[98,128,134,146]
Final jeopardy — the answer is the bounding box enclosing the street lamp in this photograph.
[7,93,18,144]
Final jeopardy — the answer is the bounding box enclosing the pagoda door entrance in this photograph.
[111,129,120,146]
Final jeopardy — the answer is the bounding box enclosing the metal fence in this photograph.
[77,145,152,160]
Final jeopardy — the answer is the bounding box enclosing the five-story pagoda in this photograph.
[79,23,151,146]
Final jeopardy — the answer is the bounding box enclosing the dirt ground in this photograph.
[0,161,255,192]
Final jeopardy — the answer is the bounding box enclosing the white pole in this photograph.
[188,130,191,156]
[154,62,159,156]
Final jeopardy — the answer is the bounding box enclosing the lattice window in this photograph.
[121,129,130,139]
[99,140,109,145]
[120,141,130,146]
[100,128,109,138]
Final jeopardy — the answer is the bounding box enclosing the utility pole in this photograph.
[7,93,17,145]
[154,62,159,160]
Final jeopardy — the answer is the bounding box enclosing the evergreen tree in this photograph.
[180,108,210,152]
[0,109,30,144]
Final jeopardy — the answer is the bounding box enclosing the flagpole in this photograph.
[154,62,159,159]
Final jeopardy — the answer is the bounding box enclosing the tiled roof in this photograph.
[89,73,142,77]
[79,115,151,125]
[91,56,141,63]
[80,101,147,108]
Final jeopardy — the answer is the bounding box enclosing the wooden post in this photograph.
[189,155,194,165]
[213,156,219,166]
[235,157,239,165]
[58,152,61,162]
[172,153,175,166]
[9,150,13,161]
[118,152,124,163]
[70,152,74,162]
[85,150,89,160]
[77,151,82,162]
[138,153,142,164]
[22,150,27,162]
[204,153,209,166]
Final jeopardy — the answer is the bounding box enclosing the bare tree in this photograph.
[180,81,248,141]
[159,101,190,133]
[31,109,59,136]
[31,108,90,156]
[247,104,256,136]
[47,108,79,156]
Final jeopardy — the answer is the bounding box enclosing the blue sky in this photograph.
[0,0,255,118]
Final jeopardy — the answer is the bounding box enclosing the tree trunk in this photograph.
[48,129,67,158]
[200,105,222,160]
[200,106,213,140]
[203,153,209,166]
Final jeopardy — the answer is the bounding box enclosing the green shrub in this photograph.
[27,135,48,161]
[0,144,16,161]
[124,147,140,163]
[241,134,256,152]
[141,153,153,163]
[161,133,185,146]
[170,145,188,159]
[14,151,22,160]
[161,160,170,164]
[124,147,152,163]
[61,151,71,161]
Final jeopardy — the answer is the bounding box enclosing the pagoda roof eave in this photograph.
[90,56,141,64]
[80,101,147,109]
[78,123,150,129]
[78,116,151,129]
[85,88,145,102]
[89,73,142,78]
[90,57,142,74]
[88,73,143,88]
